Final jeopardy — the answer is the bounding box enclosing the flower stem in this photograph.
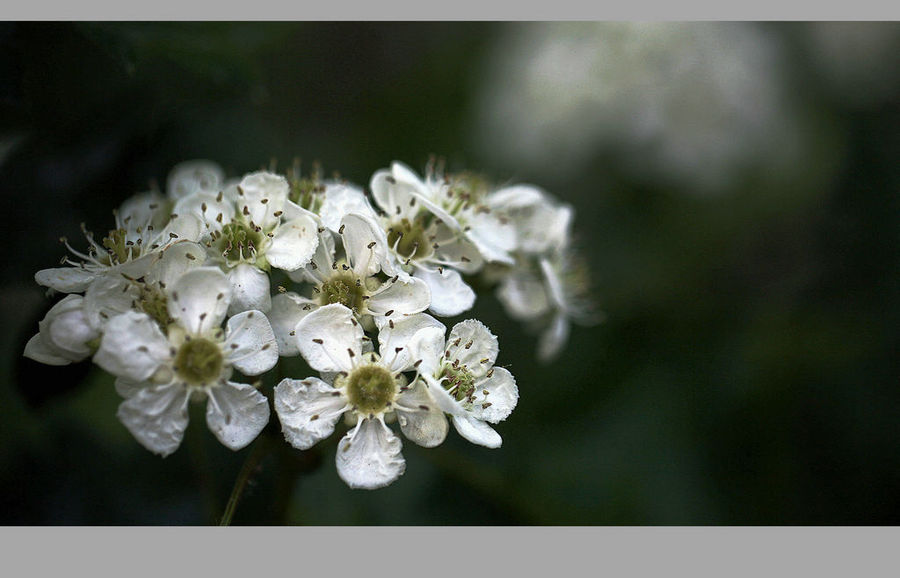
[218,435,271,526]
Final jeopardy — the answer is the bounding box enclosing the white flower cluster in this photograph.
[24,158,594,489]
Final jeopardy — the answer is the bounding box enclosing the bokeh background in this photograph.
[1,21,898,525]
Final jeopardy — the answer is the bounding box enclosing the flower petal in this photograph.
[366,275,431,318]
[370,167,418,218]
[34,267,96,293]
[405,326,446,377]
[168,267,231,334]
[83,273,139,329]
[445,319,499,379]
[172,191,234,235]
[394,381,448,448]
[274,377,347,450]
[235,171,288,230]
[295,303,361,373]
[266,214,318,271]
[497,269,550,321]
[471,367,518,423]
[149,241,208,288]
[538,313,569,363]
[340,213,390,278]
[268,292,316,357]
[223,310,278,376]
[465,211,516,265]
[414,266,475,317]
[452,414,502,449]
[166,159,225,200]
[378,315,446,373]
[117,383,191,457]
[319,183,378,232]
[94,311,170,382]
[23,334,73,365]
[225,263,270,316]
[336,418,405,490]
[205,381,270,451]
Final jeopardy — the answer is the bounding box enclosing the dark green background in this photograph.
[1,22,898,524]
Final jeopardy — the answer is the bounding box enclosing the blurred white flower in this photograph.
[274,304,448,489]
[804,22,900,108]
[472,22,807,193]
[93,267,277,456]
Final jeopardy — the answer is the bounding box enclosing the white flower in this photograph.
[35,191,202,295]
[274,304,448,489]
[166,159,226,201]
[81,241,208,332]
[486,184,573,256]
[93,267,278,456]
[23,294,99,366]
[269,212,431,354]
[407,319,518,448]
[360,162,499,316]
[497,251,598,362]
[173,170,319,315]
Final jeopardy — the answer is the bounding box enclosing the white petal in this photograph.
[205,381,270,451]
[366,276,431,318]
[34,267,96,293]
[172,191,234,235]
[414,266,475,317]
[452,414,502,448]
[466,212,516,265]
[158,212,203,246]
[319,182,378,232]
[117,383,191,457]
[268,292,316,357]
[497,270,550,321]
[295,303,361,373]
[235,171,288,229]
[94,311,171,382]
[471,367,518,423]
[119,190,171,231]
[166,159,225,200]
[340,213,390,278]
[445,319,498,379]
[149,241,208,288]
[83,273,139,329]
[432,232,484,274]
[223,310,278,376]
[539,257,567,310]
[266,215,318,271]
[487,184,546,211]
[224,263,270,316]
[114,377,144,399]
[394,382,448,448]
[405,326,446,377]
[375,313,446,373]
[336,418,405,490]
[46,299,100,358]
[537,313,569,363]
[168,267,231,334]
[274,377,347,450]
[23,334,73,365]
[370,168,418,218]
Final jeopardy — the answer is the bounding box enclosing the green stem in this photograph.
[218,436,271,526]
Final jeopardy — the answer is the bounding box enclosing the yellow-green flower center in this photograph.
[174,338,223,385]
[387,218,432,261]
[342,364,397,414]
[101,228,139,265]
[216,221,264,264]
[318,273,367,312]
[442,365,476,403]
[138,285,170,327]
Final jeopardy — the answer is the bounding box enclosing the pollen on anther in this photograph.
[312,338,324,344]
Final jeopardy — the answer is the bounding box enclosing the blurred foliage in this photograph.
[1,22,898,525]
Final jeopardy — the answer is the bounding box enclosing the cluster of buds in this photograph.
[24,158,594,489]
